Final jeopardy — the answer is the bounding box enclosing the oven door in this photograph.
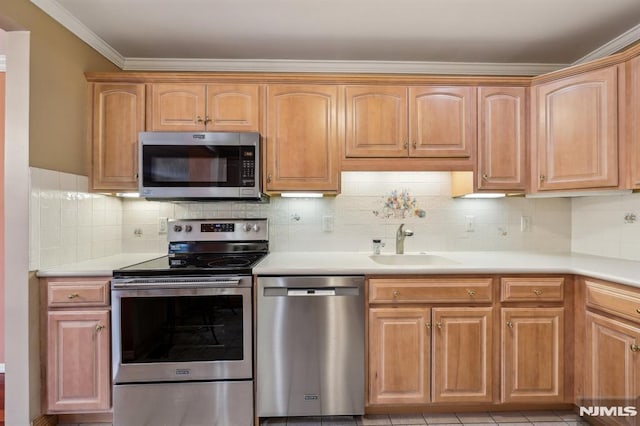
[139,131,260,199]
[112,283,252,383]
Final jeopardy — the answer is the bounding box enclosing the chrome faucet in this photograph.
[396,224,414,254]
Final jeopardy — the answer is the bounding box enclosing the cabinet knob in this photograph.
[533,289,543,296]
[392,290,400,299]
[631,343,640,352]
[636,308,640,314]
[67,293,79,299]
[466,289,476,297]
[482,174,488,181]
[267,174,272,183]
[539,175,545,182]
[404,142,409,149]
[412,141,417,149]
[436,321,442,329]
[425,322,432,329]
[95,324,105,332]
[506,320,514,328]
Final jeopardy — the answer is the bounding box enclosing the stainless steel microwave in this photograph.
[139,131,261,200]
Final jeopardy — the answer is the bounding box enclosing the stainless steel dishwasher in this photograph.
[256,276,365,417]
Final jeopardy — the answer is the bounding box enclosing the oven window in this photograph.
[119,295,244,363]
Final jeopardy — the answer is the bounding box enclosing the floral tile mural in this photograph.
[373,189,426,219]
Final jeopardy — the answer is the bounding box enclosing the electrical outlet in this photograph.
[158,217,168,234]
[134,228,143,237]
[465,215,475,232]
[322,215,334,232]
[520,215,532,232]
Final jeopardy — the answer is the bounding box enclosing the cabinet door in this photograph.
[265,85,340,192]
[629,56,640,189]
[91,83,144,192]
[432,307,493,403]
[149,83,207,131]
[501,307,564,402]
[369,307,430,405]
[533,66,619,191]
[585,312,640,410]
[205,84,261,131]
[409,86,475,158]
[345,86,408,157]
[46,310,110,412]
[477,87,527,191]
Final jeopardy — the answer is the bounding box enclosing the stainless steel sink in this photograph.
[369,254,459,266]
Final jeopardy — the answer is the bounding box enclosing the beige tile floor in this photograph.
[259,411,590,425]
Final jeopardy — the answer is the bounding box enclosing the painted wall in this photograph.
[0,69,5,366]
[0,0,119,176]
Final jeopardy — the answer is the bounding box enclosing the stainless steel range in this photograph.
[111,218,268,426]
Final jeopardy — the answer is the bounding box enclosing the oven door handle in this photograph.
[111,279,241,290]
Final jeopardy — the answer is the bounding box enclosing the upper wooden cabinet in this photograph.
[345,85,475,159]
[531,66,620,192]
[477,87,527,191]
[265,85,340,193]
[149,83,261,132]
[628,55,640,189]
[90,83,145,192]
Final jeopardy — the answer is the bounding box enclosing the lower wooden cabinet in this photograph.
[501,307,565,403]
[41,277,111,414]
[368,303,493,405]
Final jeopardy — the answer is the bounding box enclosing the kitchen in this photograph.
[3,0,640,425]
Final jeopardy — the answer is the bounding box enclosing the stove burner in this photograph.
[202,254,259,268]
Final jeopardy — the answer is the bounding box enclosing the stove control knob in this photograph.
[252,224,260,232]
[173,225,183,232]
[242,223,252,232]
[184,225,193,232]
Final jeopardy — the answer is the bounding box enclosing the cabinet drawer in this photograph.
[585,279,640,323]
[500,277,564,302]
[369,278,493,303]
[47,279,110,308]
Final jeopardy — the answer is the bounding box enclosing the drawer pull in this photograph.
[631,344,640,352]
[506,320,514,328]
[533,289,543,296]
[466,289,476,297]
[95,324,105,332]
[67,293,80,299]
[392,290,400,299]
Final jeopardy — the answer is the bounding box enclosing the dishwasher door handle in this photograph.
[287,288,336,296]
[262,287,361,297]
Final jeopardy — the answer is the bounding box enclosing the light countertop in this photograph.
[35,251,640,288]
[253,251,640,288]
[35,253,166,277]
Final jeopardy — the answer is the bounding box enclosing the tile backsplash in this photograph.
[31,168,588,270]
[571,193,640,261]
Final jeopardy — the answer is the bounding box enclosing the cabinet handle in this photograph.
[466,289,476,297]
[95,324,105,332]
[631,343,640,352]
[203,116,212,124]
[267,174,272,183]
[412,141,417,149]
[67,293,80,299]
[482,174,488,181]
[425,322,432,329]
[392,290,400,299]
[195,116,204,124]
[404,142,409,150]
[539,174,545,182]
[533,289,543,296]
[436,321,442,330]
[506,320,514,328]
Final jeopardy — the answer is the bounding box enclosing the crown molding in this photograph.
[122,57,567,76]
[573,22,640,65]
[30,0,125,68]
[0,55,5,71]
